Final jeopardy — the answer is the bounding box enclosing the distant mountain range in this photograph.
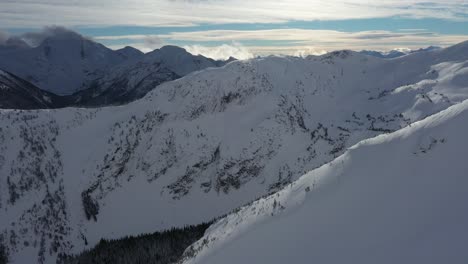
[0,29,235,108]
[71,45,234,106]
[360,46,441,59]
[0,29,129,96]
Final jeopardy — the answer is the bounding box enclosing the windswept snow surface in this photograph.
[1,41,468,263]
[182,100,468,264]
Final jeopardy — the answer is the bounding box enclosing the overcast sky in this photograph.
[1,0,467,59]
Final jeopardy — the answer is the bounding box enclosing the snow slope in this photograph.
[0,41,468,263]
[181,99,468,264]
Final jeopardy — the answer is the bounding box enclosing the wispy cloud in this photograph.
[96,29,468,59]
[0,0,467,28]
[97,28,467,55]
[293,47,328,57]
[0,30,9,45]
[97,28,465,43]
[143,35,166,51]
[4,25,467,59]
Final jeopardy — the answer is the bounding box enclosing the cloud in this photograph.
[0,0,467,27]
[18,26,85,46]
[1,26,103,49]
[5,26,468,59]
[96,27,468,56]
[156,29,468,52]
[143,35,166,51]
[183,43,253,60]
[0,30,9,45]
[293,47,328,57]
[0,29,30,48]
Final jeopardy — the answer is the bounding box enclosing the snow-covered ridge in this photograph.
[0,41,468,263]
[360,46,441,59]
[181,99,468,264]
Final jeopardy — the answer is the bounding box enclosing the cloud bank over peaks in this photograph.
[0,26,91,48]
[183,42,254,60]
[293,47,328,57]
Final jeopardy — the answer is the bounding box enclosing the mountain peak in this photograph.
[116,46,144,59]
[158,45,189,55]
[225,56,237,63]
[34,27,90,47]
[318,49,370,61]
[118,46,142,52]
[46,29,83,40]
[40,30,94,47]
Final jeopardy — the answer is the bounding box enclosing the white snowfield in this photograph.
[181,99,468,264]
[0,41,468,263]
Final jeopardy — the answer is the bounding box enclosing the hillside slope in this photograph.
[181,99,468,264]
[0,70,69,109]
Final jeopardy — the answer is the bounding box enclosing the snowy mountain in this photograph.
[181,99,468,264]
[0,70,69,109]
[72,46,233,106]
[0,29,129,95]
[0,41,468,263]
[360,46,441,59]
[0,36,235,109]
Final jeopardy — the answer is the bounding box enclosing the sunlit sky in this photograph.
[1,0,468,59]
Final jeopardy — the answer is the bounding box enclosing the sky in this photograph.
[1,0,468,59]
